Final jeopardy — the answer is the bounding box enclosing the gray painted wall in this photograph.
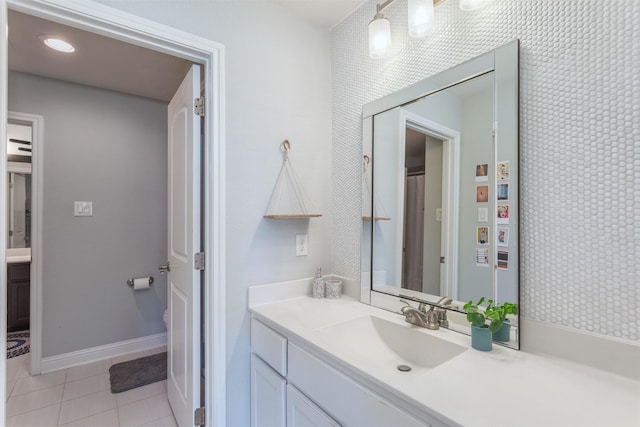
[457,86,494,303]
[8,71,168,357]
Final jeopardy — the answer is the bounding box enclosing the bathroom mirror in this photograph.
[7,122,33,249]
[361,40,519,349]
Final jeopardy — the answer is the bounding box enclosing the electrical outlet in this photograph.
[296,234,308,257]
[74,201,93,217]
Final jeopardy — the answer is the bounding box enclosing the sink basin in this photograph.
[316,315,465,371]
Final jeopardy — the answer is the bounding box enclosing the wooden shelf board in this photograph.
[264,214,323,219]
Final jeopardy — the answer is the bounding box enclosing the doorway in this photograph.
[400,109,460,299]
[0,1,226,425]
[5,112,42,377]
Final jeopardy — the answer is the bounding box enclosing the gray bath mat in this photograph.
[109,352,167,393]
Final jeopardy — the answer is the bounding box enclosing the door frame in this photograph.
[0,1,227,425]
[398,109,460,298]
[7,112,43,377]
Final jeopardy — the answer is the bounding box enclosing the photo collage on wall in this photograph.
[496,161,510,270]
[474,161,511,269]
[475,164,490,267]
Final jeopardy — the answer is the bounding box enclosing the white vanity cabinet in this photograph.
[287,384,340,427]
[251,317,442,427]
[251,354,286,427]
[252,318,338,427]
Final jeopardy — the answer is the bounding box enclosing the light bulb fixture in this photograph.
[459,0,492,11]
[368,11,391,58]
[368,0,488,58]
[369,0,439,58]
[408,0,435,38]
[38,34,75,53]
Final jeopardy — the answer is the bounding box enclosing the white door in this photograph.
[166,64,202,427]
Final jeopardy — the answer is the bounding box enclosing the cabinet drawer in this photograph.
[251,318,287,376]
[8,263,30,282]
[288,343,436,427]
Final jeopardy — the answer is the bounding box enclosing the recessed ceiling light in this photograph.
[38,34,75,53]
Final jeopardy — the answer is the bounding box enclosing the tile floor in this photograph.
[5,347,177,426]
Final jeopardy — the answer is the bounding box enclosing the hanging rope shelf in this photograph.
[362,155,391,221]
[264,140,322,219]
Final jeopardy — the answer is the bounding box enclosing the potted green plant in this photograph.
[463,298,518,350]
[487,300,518,342]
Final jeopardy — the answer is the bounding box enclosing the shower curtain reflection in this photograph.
[402,174,424,292]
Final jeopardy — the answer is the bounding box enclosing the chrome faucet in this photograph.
[400,297,453,330]
[400,301,440,330]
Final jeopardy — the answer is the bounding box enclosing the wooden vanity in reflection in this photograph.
[7,262,30,332]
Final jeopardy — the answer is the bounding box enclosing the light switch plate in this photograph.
[74,201,93,217]
[296,234,308,257]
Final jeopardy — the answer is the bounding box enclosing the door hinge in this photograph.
[440,256,445,264]
[195,252,205,271]
[195,96,205,117]
[194,406,205,426]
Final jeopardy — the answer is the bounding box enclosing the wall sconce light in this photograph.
[369,0,492,58]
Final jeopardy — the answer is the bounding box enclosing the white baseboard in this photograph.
[40,333,167,374]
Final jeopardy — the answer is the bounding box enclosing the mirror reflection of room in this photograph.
[7,123,32,251]
[6,121,33,339]
[402,128,444,297]
[373,71,498,304]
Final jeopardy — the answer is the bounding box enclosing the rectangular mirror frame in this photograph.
[361,40,520,349]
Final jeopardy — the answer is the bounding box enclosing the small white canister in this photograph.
[324,278,342,299]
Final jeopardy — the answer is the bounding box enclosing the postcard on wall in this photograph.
[477,226,489,245]
[497,161,510,180]
[475,164,489,182]
[497,251,509,269]
[476,248,490,267]
[497,227,510,246]
[497,183,509,201]
[476,185,489,203]
[497,204,510,224]
[478,207,489,223]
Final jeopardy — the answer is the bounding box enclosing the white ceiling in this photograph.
[274,0,368,29]
[6,2,364,102]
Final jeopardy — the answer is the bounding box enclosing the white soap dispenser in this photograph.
[312,267,325,299]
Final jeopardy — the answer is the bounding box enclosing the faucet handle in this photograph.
[399,299,412,314]
[426,310,440,330]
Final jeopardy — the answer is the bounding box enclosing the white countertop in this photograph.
[6,247,31,263]
[250,294,640,427]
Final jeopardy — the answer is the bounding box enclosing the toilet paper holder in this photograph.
[127,276,154,287]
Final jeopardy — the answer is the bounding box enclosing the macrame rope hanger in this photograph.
[362,154,390,221]
[264,140,322,219]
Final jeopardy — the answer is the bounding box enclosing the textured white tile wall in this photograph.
[331,0,639,342]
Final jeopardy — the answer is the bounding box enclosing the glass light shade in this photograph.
[368,15,391,58]
[459,0,492,11]
[408,0,435,38]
